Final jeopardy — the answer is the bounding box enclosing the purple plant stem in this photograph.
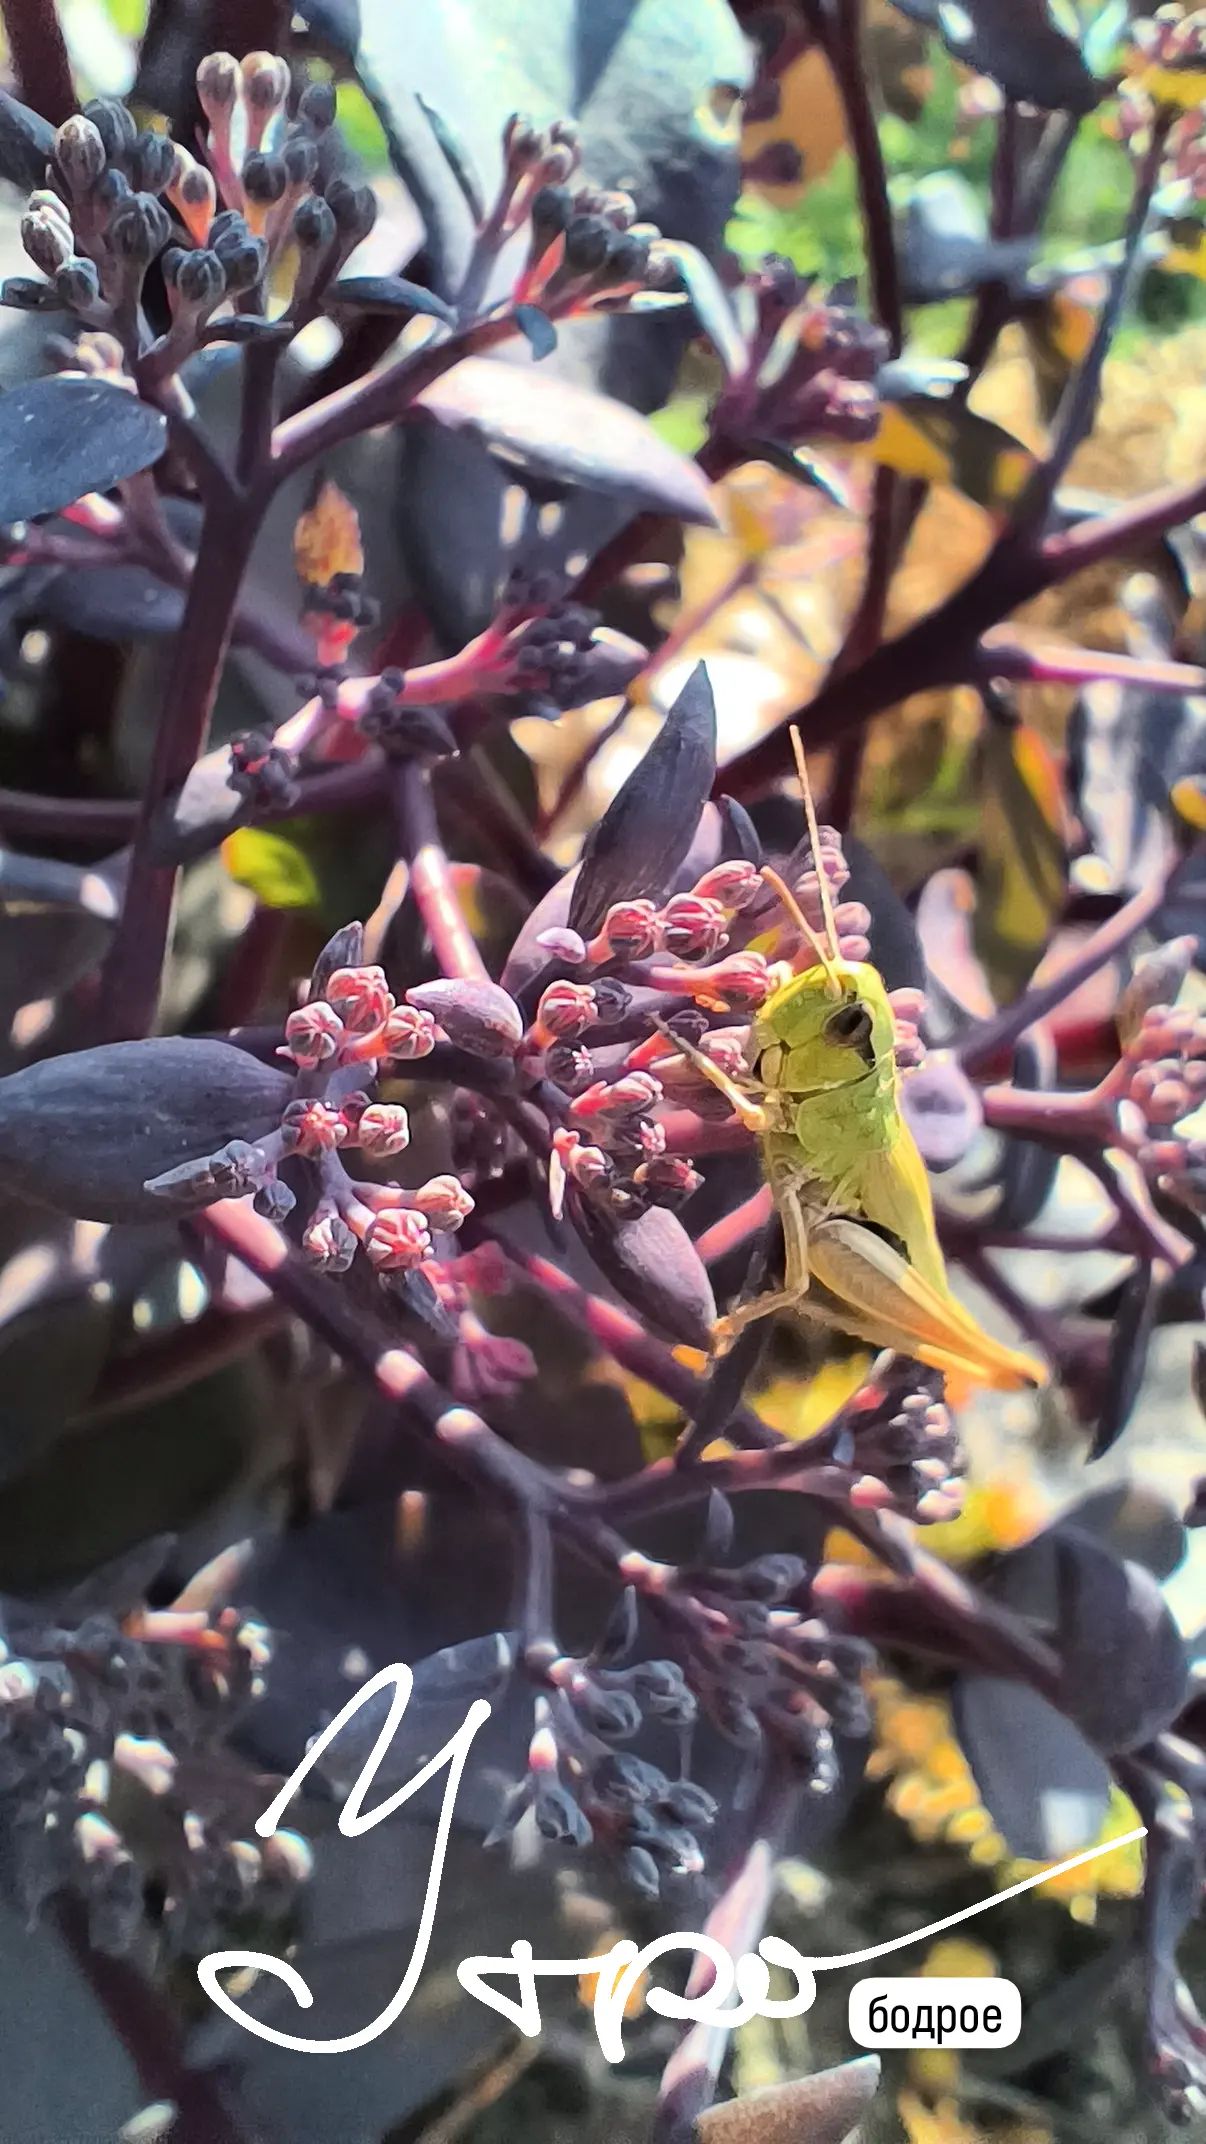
[596,1451,868,1527]
[978,636,1206,696]
[823,0,903,358]
[1,0,74,123]
[959,847,1202,1074]
[814,1517,1065,1692]
[1020,115,1172,532]
[721,466,1206,790]
[499,1242,781,1451]
[268,311,522,481]
[653,1764,802,2142]
[826,464,898,828]
[95,484,264,1041]
[55,1899,247,2144]
[0,788,139,845]
[392,759,489,982]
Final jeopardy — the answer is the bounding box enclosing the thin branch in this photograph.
[825,0,903,356]
[498,1241,781,1451]
[392,758,489,982]
[979,634,1206,697]
[1019,116,1172,532]
[268,312,521,484]
[654,1765,802,2142]
[1,0,74,123]
[959,846,1203,1074]
[96,482,266,1040]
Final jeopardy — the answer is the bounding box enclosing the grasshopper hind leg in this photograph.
[711,1183,812,1356]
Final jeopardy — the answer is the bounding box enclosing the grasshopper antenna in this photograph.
[759,865,841,996]
[789,725,841,967]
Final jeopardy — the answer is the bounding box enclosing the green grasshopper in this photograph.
[669,735,1046,1393]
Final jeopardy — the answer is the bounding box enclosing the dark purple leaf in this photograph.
[568,661,717,937]
[327,274,457,325]
[198,315,294,345]
[35,558,184,639]
[759,441,854,510]
[404,977,523,1057]
[0,277,64,313]
[56,1535,177,1617]
[415,358,718,525]
[695,2057,881,2143]
[409,1629,517,1705]
[1052,1529,1187,1754]
[1069,1484,1186,1580]
[414,90,488,222]
[953,1674,1111,1862]
[0,379,167,526]
[993,1031,1061,1230]
[897,173,1037,305]
[1087,1259,1159,1460]
[514,304,557,360]
[658,238,746,376]
[0,1039,293,1223]
[888,0,1099,112]
[572,1196,717,1349]
[310,921,367,1001]
[0,89,55,194]
[0,1289,113,1487]
[718,795,762,865]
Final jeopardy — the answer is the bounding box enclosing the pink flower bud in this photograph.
[381,1004,437,1060]
[692,861,762,910]
[534,926,588,963]
[1147,1077,1190,1125]
[549,1127,611,1217]
[356,1102,412,1158]
[365,1208,432,1270]
[634,1154,703,1199]
[657,893,728,959]
[301,1208,356,1272]
[283,1000,345,1069]
[452,1318,536,1402]
[411,1173,474,1229]
[688,951,773,1012]
[535,979,597,1040]
[282,1098,347,1155]
[324,964,394,1034]
[568,1069,663,1121]
[600,900,658,960]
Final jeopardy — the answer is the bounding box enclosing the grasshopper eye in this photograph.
[825,1002,874,1055]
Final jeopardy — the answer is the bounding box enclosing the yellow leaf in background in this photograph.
[869,1675,1144,1919]
[864,402,1035,516]
[899,2091,983,2144]
[919,1937,997,1979]
[754,1355,873,1442]
[916,1467,1050,1563]
[727,486,778,561]
[976,720,1067,983]
[293,477,364,588]
[1133,63,1206,108]
[221,827,321,910]
[1161,221,1206,281]
[1172,773,1206,831]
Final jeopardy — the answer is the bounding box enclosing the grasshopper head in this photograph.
[754,960,896,1084]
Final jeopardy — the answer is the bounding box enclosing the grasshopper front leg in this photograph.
[712,1180,813,1355]
[651,1018,776,1136]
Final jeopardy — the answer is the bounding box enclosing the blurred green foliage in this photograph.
[727,48,1205,337]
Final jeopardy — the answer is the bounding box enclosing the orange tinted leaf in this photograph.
[293,478,363,588]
